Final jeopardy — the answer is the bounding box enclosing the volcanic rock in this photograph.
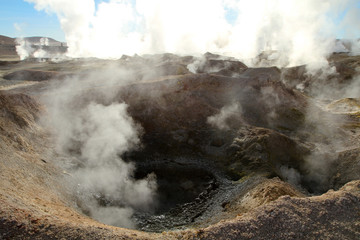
[225,126,309,179]
[0,52,359,239]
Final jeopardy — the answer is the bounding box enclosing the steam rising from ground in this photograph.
[42,70,157,228]
[25,0,360,66]
[20,0,360,218]
[205,69,357,192]
[337,75,360,99]
[16,37,65,60]
[207,103,242,130]
[16,38,35,60]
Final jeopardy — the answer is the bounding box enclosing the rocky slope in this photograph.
[0,53,359,239]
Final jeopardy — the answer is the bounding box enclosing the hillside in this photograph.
[0,35,66,58]
[0,52,359,239]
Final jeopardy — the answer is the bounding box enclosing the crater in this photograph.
[133,158,220,232]
[74,155,225,232]
[1,53,360,239]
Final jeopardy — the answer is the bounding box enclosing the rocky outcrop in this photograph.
[332,148,360,189]
[225,126,309,179]
[281,54,360,98]
[178,180,360,240]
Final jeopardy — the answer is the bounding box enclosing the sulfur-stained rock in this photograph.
[223,177,305,215]
[176,180,360,240]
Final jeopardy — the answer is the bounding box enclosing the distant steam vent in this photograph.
[0,35,67,61]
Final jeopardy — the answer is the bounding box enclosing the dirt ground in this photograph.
[0,53,360,239]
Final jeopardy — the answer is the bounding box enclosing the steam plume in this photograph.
[25,0,360,67]
[16,37,66,60]
[42,70,157,228]
[207,103,242,130]
[15,38,35,60]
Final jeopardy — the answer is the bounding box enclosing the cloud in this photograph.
[25,0,360,66]
[14,23,23,32]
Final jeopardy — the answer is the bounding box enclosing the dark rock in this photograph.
[3,69,61,81]
[225,126,310,179]
[331,147,360,189]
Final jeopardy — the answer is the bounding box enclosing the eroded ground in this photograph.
[0,53,360,239]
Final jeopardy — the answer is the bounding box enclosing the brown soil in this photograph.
[0,52,359,239]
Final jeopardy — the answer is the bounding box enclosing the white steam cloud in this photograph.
[16,37,66,60]
[73,103,156,228]
[15,38,35,60]
[340,75,360,98]
[42,69,157,228]
[25,0,360,67]
[207,103,242,130]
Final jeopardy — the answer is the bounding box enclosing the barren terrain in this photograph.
[0,50,360,239]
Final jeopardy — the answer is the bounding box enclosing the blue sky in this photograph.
[0,0,359,42]
[0,0,65,41]
[0,0,109,41]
